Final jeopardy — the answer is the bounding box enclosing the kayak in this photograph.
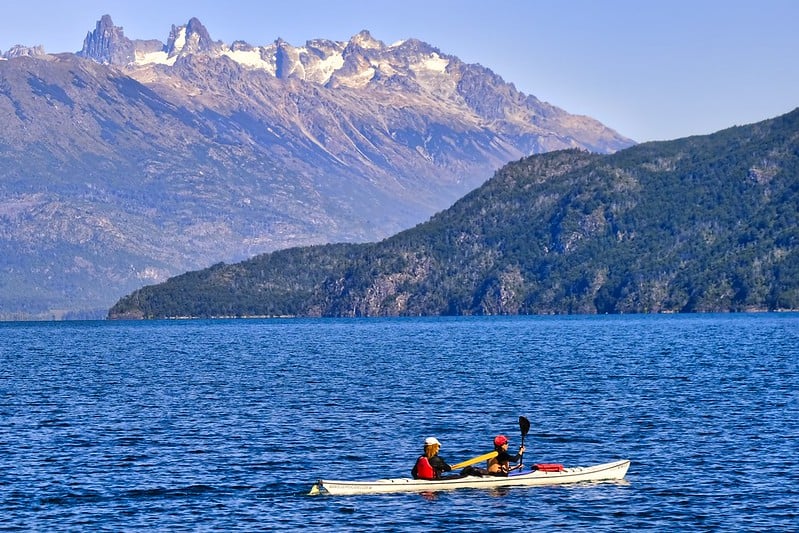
[308,459,630,496]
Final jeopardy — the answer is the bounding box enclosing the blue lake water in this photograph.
[1,314,797,531]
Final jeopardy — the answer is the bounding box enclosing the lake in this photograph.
[1,314,797,531]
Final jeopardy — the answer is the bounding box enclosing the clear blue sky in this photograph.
[2,0,797,143]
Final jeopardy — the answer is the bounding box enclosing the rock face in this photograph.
[0,15,634,319]
[2,45,47,59]
[165,17,218,58]
[77,14,135,64]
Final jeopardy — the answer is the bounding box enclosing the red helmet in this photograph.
[494,434,508,447]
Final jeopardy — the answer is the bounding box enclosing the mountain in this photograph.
[0,15,632,319]
[108,109,799,319]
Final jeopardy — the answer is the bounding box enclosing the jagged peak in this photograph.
[78,14,134,65]
[230,40,253,52]
[166,17,217,58]
[97,14,115,31]
[83,14,124,44]
[349,30,384,50]
[3,44,47,59]
[305,38,343,50]
[393,37,442,57]
[185,17,213,47]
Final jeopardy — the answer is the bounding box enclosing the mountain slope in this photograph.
[1,16,632,319]
[108,108,799,318]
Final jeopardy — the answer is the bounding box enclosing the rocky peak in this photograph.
[3,44,47,59]
[230,40,253,52]
[275,39,304,79]
[321,31,387,89]
[185,17,216,52]
[166,17,217,58]
[78,14,134,64]
[349,30,383,51]
[343,30,386,63]
[393,38,440,58]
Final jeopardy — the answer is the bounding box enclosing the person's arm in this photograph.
[509,445,526,463]
[429,455,452,472]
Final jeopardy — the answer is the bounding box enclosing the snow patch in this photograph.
[418,54,449,73]
[223,48,272,70]
[312,53,345,84]
[346,66,376,88]
[135,50,175,66]
[172,27,187,55]
[373,60,398,78]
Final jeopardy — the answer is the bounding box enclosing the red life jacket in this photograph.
[412,456,435,480]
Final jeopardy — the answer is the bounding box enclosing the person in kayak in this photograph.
[486,434,525,476]
[411,437,453,480]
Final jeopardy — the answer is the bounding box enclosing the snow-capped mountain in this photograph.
[78,16,629,153]
[0,15,633,318]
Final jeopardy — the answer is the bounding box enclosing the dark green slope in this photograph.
[109,109,799,318]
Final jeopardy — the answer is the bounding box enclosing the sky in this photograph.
[1,0,797,143]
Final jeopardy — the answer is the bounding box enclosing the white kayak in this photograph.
[308,459,630,496]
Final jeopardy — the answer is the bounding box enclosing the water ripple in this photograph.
[1,314,797,530]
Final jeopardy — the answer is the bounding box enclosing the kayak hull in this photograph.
[309,459,630,496]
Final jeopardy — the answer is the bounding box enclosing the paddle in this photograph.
[518,416,531,469]
[450,450,498,470]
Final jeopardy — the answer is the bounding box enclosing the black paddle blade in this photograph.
[519,416,531,437]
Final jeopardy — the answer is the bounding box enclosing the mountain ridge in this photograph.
[1,15,632,319]
[108,108,799,318]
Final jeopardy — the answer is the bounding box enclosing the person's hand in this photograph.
[519,445,526,453]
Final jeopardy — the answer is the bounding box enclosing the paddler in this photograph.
[486,434,525,476]
[411,436,453,480]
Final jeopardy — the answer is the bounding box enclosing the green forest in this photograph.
[108,109,799,318]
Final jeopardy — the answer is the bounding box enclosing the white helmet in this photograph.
[424,436,441,447]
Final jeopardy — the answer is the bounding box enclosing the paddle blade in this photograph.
[518,415,531,468]
[451,451,498,470]
[519,416,531,437]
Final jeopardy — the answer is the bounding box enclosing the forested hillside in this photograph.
[108,109,799,318]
